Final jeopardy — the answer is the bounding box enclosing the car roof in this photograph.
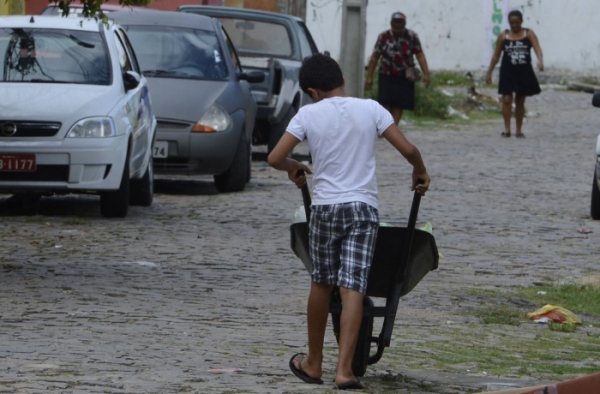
[0,15,106,31]
[177,5,302,23]
[109,9,215,30]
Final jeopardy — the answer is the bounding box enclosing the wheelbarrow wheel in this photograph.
[352,296,374,377]
[330,294,374,378]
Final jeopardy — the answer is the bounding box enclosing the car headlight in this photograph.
[192,105,232,133]
[67,117,116,138]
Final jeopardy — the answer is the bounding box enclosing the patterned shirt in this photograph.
[374,29,423,76]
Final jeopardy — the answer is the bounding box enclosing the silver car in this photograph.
[0,16,156,218]
[110,10,264,193]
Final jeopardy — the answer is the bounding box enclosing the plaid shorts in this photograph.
[309,202,379,294]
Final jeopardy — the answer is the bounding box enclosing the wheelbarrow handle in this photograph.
[297,169,311,223]
[406,181,423,234]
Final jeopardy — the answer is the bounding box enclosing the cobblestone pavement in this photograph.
[1,88,599,394]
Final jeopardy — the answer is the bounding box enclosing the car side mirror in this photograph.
[593,91,600,108]
[238,70,265,83]
[123,71,141,92]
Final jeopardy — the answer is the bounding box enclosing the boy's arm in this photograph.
[381,124,430,195]
[267,132,312,188]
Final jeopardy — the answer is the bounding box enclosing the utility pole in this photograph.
[339,0,367,98]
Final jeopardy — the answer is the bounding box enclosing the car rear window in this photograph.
[122,25,228,81]
[0,28,110,85]
[217,18,292,57]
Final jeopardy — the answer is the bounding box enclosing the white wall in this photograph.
[307,0,600,74]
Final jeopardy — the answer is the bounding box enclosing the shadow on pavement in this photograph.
[154,178,218,196]
[0,194,100,217]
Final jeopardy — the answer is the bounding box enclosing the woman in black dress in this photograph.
[486,10,544,138]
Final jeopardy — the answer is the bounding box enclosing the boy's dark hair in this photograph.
[299,53,344,94]
[508,10,523,21]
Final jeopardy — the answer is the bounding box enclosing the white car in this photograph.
[0,16,156,217]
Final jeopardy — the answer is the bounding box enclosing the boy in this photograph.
[268,54,430,390]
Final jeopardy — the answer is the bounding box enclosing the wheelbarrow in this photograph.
[289,179,439,377]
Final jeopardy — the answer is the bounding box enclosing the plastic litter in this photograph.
[528,304,582,325]
[577,228,593,234]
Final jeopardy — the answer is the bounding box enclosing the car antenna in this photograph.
[30,16,35,23]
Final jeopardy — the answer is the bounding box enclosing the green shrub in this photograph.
[413,85,451,119]
[429,71,472,86]
[363,72,450,119]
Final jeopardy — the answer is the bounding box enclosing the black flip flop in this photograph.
[501,132,511,138]
[336,379,365,390]
[289,353,323,384]
[516,132,526,138]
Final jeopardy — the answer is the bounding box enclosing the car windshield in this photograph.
[0,28,110,85]
[123,25,228,81]
[217,17,292,57]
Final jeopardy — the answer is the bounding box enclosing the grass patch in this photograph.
[517,284,600,317]
[429,70,472,86]
[476,305,525,325]
[389,324,600,379]
[581,76,600,86]
[364,70,502,123]
[380,284,600,381]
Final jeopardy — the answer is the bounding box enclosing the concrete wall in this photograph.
[306,0,600,76]
[1,0,24,15]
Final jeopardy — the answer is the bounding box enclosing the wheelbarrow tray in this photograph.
[289,222,439,298]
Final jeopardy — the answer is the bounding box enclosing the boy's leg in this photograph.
[292,281,335,379]
[334,202,379,387]
[335,286,364,387]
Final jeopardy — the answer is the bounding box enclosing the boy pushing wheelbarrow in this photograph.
[268,54,430,390]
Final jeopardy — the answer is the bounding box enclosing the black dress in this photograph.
[498,29,541,96]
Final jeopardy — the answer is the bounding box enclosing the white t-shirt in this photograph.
[286,97,394,209]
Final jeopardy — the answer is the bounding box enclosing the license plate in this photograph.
[0,154,36,171]
[153,141,168,158]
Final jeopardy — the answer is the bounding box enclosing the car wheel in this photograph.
[100,151,130,218]
[591,169,600,220]
[214,131,250,193]
[130,156,153,207]
[268,106,296,154]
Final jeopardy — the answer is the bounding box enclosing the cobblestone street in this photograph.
[1,88,599,393]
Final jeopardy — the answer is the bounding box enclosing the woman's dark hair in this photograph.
[299,53,344,94]
[508,10,523,21]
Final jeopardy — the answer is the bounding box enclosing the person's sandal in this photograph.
[516,132,525,138]
[501,132,511,138]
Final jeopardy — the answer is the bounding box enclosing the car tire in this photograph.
[130,156,153,207]
[214,131,250,193]
[100,151,130,218]
[268,106,296,154]
[591,169,600,220]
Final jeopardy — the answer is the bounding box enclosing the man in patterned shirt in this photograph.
[365,12,430,125]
